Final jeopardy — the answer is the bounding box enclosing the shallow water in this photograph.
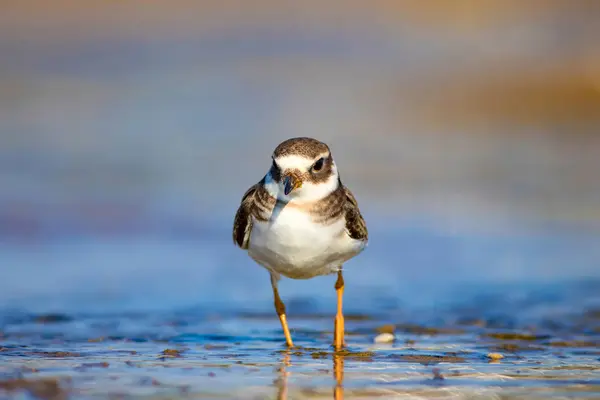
[1,224,600,399]
[1,297,599,399]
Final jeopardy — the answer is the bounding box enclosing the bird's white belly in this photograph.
[247,206,365,279]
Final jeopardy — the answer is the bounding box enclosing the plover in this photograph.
[232,137,368,349]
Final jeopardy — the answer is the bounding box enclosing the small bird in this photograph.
[232,137,368,349]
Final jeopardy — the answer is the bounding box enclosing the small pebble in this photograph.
[374,333,395,343]
[487,352,504,360]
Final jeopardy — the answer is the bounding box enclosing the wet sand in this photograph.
[2,297,599,399]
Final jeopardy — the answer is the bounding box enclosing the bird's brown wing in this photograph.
[343,186,368,241]
[232,183,259,249]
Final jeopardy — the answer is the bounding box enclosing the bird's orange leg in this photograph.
[334,269,345,349]
[271,274,294,348]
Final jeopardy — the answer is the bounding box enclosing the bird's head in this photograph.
[264,137,340,202]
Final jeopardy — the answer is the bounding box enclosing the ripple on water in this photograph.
[1,283,600,399]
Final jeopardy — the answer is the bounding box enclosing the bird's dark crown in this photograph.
[272,137,330,159]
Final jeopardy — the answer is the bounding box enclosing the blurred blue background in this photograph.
[1,1,599,319]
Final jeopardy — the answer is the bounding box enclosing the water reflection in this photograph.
[275,350,345,400]
[276,351,291,400]
[333,353,345,400]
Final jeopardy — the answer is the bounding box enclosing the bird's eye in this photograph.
[312,157,324,172]
[271,159,279,170]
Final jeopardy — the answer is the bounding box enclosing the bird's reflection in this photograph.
[276,351,291,400]
[333,353,345,400]
[275,350,345,400]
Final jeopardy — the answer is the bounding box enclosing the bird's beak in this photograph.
[283,173,302,195]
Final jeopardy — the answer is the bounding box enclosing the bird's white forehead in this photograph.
[274,154,329,170]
